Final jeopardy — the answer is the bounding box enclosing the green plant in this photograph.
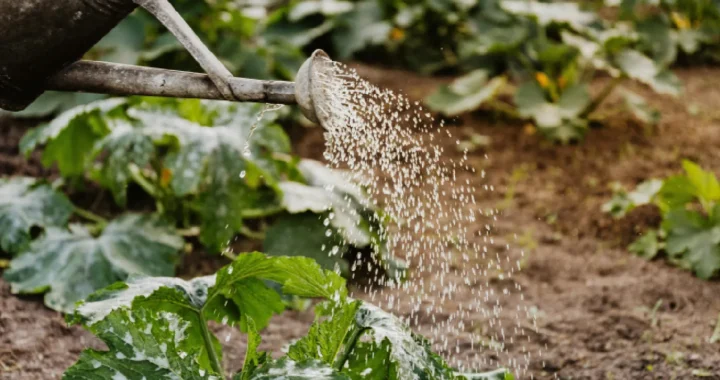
[4,98,404,312]
[614,0,720,65]
[603,160,720,279]
[63,251,512,380]
[425,0,682,143]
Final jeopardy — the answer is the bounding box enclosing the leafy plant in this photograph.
[64,252,512,380]
[425,0,682,143]
[603,160,720,279]
[614,0,720,65]
[4,97,404,311]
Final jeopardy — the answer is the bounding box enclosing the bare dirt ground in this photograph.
[2,64,720,379]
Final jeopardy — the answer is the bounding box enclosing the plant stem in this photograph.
[199,313,225,379]
[488,100,522,120]
[178,226,201,237]
[73,206,108,225]
[334,327,365,371]
[128,164,159,198]
[239,226,265,240]
[580,76,624,118]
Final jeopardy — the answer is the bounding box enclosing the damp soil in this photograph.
[2,65,720,380]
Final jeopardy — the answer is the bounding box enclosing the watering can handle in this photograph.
[49,60,297,105]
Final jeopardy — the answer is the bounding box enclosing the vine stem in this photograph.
[199,312,226,379]
[580,76,624,118]
[333,327,365,371]
[73,206,107,226]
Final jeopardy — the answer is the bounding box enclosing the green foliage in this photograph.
[64,253,513,379]
[616,0,720,64]
[5,214,183,313]
[604,160,720,279]
[0,178,73,254]
[420,0,684,143]
[10,97,401,311]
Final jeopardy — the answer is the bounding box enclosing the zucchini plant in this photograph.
[603,160,720,279]
[3,97,405,313]
[425,0,681,143]
[63,252,513,380]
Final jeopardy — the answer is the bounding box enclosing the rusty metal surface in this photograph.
[0,0,137,111]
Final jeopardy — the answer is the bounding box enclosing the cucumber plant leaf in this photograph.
[5,213,183,313]
[629,229,662,259]
[613,49,682,96]
[19,98,127,177]
[620,89,660,125]
[0,178,73,254]
[332,0,393,59]
[64,306,219,380]
[425,70,508,116]
[662,207,720,280]
[247,358,349,380]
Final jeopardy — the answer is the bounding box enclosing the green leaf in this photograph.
[237,317,269,380]
[264,212,349,273]
[682,160,720,204]
[613,49,682,96]
[500,1,596,28]
[629,229,661,259]
[288,300,362,365]
[602,179,662,218]
[64,306,218,380]
[332,1,393,59]
[663,208,720,279]
[0,178,73,254]
[92,14,147,65]
[343,340,393,379]
[91,119,156,206]
[455,369,515,379]
[658,175,696,211]
[5,213,183,312]
[620,89,660,125]
[425,72,507,116]
[248,358,350,379]
[353,303,457,379]
[558,84,591,118]
[289,0,354,21]
[20,98,126,177]
[72,253,347,329]
[514,81,548,119]
[12,92,107,119]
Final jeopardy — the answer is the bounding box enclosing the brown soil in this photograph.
[3,65,720,379]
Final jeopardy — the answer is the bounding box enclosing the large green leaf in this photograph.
[248,358,350,380]
[72,252,347,330]
[425,71,507,116]
[288,300,362,364]
[513,81,589,143]
[629,229,661,260]
[332,0,393,59]
[20,98,127,177]
[5,214,183,312]
[500,1,596,29]
[663,208,720,279]
[66,253,349,377]
[613,49,682,96]
[682,160,720,205]
[64,306,218,379]
[0,178,73,254]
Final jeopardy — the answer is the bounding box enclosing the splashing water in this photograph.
[312,57,538,376]
[243,103,285,158]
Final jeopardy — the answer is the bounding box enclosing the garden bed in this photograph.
[2,63,720,379]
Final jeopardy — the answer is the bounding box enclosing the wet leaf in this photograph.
[64,307,218,380]
[288,300,362,364]
[5,214,183,312]
[0,178,73,254]
[248,358,350,379]
[500,1,596,29]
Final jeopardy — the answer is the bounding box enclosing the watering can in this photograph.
[0,0,332,125]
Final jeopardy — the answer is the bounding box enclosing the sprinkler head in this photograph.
[295,49,334,128]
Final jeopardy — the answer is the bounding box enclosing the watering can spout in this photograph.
[0,0,332,126]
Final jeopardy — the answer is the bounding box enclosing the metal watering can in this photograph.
[0,0,332,126]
